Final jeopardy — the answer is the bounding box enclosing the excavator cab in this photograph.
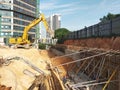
[28,35,34,43]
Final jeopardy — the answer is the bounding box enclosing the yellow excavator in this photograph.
[9,13,54,48]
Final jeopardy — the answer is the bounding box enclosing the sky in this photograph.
[40,0,120,37]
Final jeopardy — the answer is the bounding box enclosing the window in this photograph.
[1,25,4,29]
[1,25,11,29]
[1,18,11,22]
[1,33,4,36]
[0,10,11,16]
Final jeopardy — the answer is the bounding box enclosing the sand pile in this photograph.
[0,48,51,90]
[0,48,67,90]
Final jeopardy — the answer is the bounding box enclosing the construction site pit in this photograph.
[0,45,120,90]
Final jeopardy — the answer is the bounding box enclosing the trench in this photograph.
[50,45,120,90]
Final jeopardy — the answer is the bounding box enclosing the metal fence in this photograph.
[66,16,120,40]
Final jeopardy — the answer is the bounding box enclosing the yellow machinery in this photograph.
[9,13,54,47]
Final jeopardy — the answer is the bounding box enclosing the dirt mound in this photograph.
[0,48,50,90]
[0,48,67,90]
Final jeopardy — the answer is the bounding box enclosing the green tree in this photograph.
[55,28,70,44]
[100,13,120,22]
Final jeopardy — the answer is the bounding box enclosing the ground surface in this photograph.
[0,48,51,90]
[0,48,70,90]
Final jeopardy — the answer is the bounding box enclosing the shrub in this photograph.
[38,43,46,49]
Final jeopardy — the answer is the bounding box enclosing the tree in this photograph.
[55,28,71,44]
[100,13,120,22]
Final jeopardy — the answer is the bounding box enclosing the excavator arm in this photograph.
[9,13,53,45]
[40,14,54,38]
[22,13,44,44]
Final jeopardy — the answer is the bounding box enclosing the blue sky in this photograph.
[40,0,120,37]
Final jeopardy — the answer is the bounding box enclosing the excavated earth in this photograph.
[0,48,72,90]
[0,48,71,90]
[0,48,50,90]
[0,37,120,90]
[64,37,120,50]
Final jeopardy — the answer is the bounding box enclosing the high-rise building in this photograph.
[46,14,61,38]
[52,14,61,31]
[0,0,39,44]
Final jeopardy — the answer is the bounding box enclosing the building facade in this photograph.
[46,14,61,38]
[52,14,61,31]
[0,0,39,44]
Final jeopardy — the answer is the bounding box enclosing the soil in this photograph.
[0,48,51,90]
[51,57,75,77]
[39,50,75,77]
[64,37,120,50]
[0,48,72,90]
